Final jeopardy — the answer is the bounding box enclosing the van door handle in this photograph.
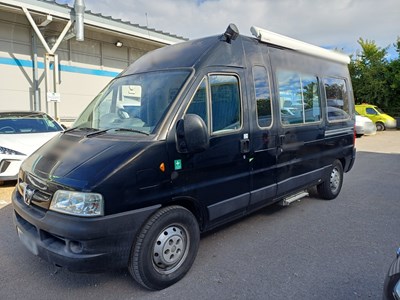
[240,138,250,154]
[279,135,285,145]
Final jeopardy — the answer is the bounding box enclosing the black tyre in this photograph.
[129,206,200,290]
[376,122,385,131]
[384,272,400,300]
[383,255,400,300]
[317,160,344,200]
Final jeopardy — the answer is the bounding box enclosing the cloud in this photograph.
[80,0,399,55]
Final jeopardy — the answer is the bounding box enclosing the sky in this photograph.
[61,0,400,59]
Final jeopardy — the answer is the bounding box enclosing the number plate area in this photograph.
[17,227,39,256]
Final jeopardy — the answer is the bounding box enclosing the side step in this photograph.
[279,191,309,206]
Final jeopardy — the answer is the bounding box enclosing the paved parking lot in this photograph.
[0,181,15,209]
[0,130,399,299]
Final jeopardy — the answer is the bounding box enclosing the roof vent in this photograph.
[223,23,239,43]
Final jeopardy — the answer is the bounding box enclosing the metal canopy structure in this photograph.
[0,0,187,121]
[0,0,186,45]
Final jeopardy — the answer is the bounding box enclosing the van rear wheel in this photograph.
[317,160,343,200]
[129,206,200,290]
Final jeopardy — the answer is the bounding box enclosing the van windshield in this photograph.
[73,70,190,135]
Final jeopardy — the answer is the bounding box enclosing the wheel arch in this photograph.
[337,157,345,170]
[165,196,207,231]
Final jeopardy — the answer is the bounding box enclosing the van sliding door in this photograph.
[248,65,278,208]
[275,69,325,195]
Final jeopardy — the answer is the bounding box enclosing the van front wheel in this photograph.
[129,206,200,290]
[376,122,385,131]
[317,160,343,200]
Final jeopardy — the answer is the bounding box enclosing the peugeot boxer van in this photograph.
[12,24,356,290]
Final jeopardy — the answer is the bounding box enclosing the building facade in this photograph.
[0,0,186,123]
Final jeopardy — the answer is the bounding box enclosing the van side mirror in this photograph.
[176,114,209,154]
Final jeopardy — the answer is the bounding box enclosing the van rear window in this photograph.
[324,77,350,121]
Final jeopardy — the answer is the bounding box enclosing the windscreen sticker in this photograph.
[174,159,182,170]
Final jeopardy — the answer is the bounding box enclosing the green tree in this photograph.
[349,38,388,106]
[349,37,400,116]
[386,38,400,116]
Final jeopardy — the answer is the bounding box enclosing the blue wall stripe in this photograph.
[0,56,119,77]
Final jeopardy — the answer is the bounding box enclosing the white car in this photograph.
[0,111,64,183]
[355,112,377,137]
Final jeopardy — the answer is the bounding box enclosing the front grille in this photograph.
[40,229,67,248]
[18,173,53,210]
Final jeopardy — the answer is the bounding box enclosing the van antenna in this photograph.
[145,12,150,37]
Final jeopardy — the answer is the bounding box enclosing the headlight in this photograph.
[0,146,25,155]
[50,190,104,217]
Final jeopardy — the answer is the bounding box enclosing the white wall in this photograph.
[0,9,163,122]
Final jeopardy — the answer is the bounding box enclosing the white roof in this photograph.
[250,26,350,65]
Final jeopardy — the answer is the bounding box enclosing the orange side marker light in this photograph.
[159,162,165,172]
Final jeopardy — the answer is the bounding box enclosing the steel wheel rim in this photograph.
[330,167,341,194]
[152,224,189,275]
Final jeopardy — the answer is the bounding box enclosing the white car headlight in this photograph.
[0,146,25,155]
[50,190,104,217]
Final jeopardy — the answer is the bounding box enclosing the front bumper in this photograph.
[0,155,24,181]
[12,188,160,272]
[385,119,397,129]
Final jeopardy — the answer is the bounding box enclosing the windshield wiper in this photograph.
[113,128,150,136]
[83,127,150,137]
[64,127,106,137]
[66,127,150,137]
[65,126,98,133]
[85,129,109,137]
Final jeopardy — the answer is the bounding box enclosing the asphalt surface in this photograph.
[0,131,399,299]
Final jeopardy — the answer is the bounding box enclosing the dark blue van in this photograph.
[12,24,355,290]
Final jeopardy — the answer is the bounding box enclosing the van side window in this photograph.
[366,107,377,115]
[323,77,350,121]
[186,79,208,126]
[253,66,272,127]
[210,75,241,133]
[277,70,320,125]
